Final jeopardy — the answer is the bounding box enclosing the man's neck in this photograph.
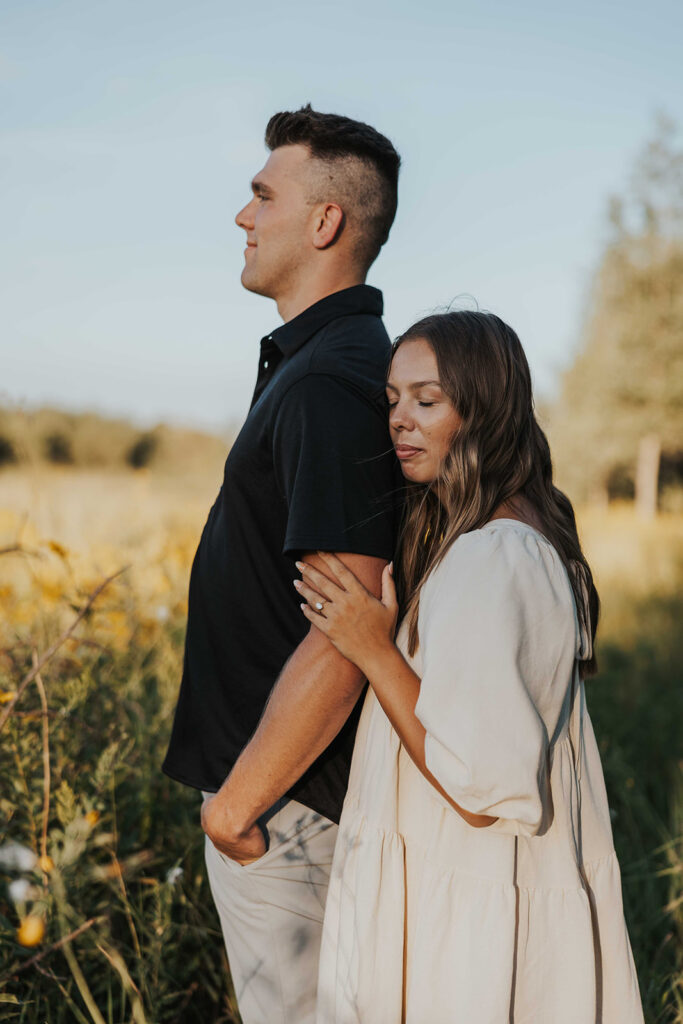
[276,271,366,324]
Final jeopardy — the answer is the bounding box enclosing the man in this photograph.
[162,105,401,1024]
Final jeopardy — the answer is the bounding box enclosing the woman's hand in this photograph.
[295,553,398,675]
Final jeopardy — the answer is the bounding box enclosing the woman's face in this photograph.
[386,337,462,484]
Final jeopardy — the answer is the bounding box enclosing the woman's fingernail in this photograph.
[300,603,307,611]
[293,579,302,589]
[295,561,304,571]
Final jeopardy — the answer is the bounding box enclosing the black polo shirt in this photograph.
[162,284,400,823]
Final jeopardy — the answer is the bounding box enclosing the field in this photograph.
[0,467,681,1022]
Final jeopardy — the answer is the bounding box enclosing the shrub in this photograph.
[126,433,159,469]
[0,435,17,467]
[44,432,74,465]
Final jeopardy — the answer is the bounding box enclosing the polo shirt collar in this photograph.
[265,284,384,357]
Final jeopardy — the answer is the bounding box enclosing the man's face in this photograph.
[235,144,315,300]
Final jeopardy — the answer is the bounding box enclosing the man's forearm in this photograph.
[205,551,386,845]
[213,629,365,836]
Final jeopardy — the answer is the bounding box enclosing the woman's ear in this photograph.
[312,203,344,249]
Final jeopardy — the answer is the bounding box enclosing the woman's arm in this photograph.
[362,643,497,828]
[297,554,496,829]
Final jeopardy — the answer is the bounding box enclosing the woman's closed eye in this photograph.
[387,400,436,408]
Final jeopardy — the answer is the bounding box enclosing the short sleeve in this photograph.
[414,526,576,837]
[272,373,398,561]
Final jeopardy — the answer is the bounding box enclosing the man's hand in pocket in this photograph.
[201,793,267,865]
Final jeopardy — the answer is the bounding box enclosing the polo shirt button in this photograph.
[264,361,269,369]
[268,335,273,341]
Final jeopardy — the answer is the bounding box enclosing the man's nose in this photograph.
[235,199,255,230]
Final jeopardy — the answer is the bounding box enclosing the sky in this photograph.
[2,0,682,432]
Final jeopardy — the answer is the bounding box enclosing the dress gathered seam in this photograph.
[338,807,619,893]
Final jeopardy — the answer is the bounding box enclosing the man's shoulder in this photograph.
[306,312,391,381]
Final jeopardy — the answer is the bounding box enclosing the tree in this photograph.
[550,116,683,517]
[44,431,74,465]
[126,432,159,469]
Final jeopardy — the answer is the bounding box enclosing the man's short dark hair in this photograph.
[265,104,400,272]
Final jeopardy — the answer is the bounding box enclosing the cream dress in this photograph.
[316,520,644,1024]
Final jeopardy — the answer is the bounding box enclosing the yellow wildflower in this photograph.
[17,915,45,947]
[39,579,64,605]
[85,810,100,827]
[39,854,55,873]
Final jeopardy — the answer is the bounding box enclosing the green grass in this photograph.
[1,614,241,1023]
[588,590,683,1020]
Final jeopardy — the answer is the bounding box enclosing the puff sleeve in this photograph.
[414,526,577,836]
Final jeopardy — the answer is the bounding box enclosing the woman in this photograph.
[293,312,644,1023]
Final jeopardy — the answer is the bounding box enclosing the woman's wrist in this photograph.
[359,639,404,685]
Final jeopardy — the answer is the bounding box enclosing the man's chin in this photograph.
[240,267,274,299]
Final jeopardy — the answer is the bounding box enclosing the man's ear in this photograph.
[312,203,345,249]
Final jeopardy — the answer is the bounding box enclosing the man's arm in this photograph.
[202,551,386,859]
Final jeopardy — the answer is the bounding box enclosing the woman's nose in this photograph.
[389,402,413,432]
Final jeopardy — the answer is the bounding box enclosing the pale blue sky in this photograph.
[2,0,681,430]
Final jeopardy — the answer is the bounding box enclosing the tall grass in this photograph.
[579,506,683,1019]
[0,478,681,1021]
[0,472,240,1022]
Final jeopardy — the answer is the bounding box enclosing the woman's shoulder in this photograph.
[423,519,572,609]
[417,519,579,662]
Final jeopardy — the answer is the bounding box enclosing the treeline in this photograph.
[0,405,231,476]
[548,115,683,517]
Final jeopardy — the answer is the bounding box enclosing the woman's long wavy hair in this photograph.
[395,311,599,677]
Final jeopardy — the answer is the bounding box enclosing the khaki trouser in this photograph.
[203,794,337,1024]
